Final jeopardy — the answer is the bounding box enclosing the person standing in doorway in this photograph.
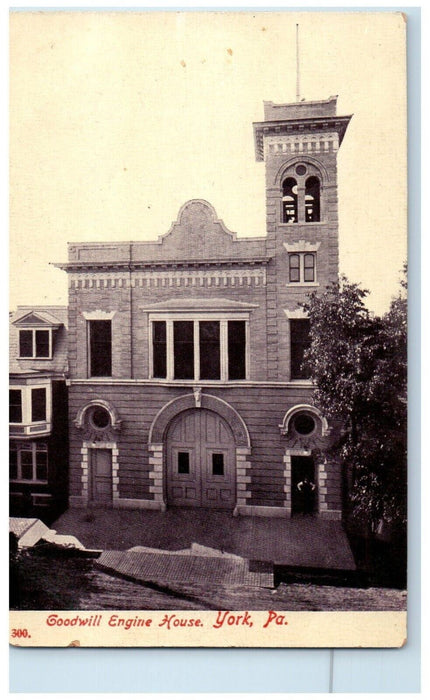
[297,476,316,514]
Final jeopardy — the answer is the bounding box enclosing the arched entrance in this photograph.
[166,408,236,508]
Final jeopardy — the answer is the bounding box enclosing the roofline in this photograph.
[253,114,353,161]
[52,256,272,272]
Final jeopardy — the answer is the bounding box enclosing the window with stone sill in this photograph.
[151,318,247,381]
[288,253,316,284]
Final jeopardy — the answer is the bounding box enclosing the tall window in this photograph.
[10,443,48,482]
[19,329,51,358]
[305,176,321,222]
[304,254,315,282]
[31,388,47,422]
[9,390,22,423]
[290,319,311,380]
[151,318,247,381]
[173,321,194,380]
[289,254,300,282]
[199,321,221,380]
[282,178,298,223]
[152,321,167,378]
[88,320,112,377]
[228,321,246,380]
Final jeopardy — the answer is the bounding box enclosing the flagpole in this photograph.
[296,23,300,102]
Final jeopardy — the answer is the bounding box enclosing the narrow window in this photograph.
[9,390,22,423]
[177,451,190,474]
[290,319,311,380]
[228,321,246,380]
[31,388,46,422]
[9,446,18,480]
[89,320,112,377]
[289,254,300,282]
[20,450,34,480]
[152,321,167,378]
[35,330,50,357]
[35,445,48,481]
[305,176,320,222]
[199,321,220,380]
[282,178,298,223]
[212,453,224,476]
[304,253,315,282]
[173,321,194,379]
[19,330,33,358]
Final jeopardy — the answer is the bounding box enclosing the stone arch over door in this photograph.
[148,392,251,512]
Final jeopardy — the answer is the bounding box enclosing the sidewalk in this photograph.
[53,507,356,571]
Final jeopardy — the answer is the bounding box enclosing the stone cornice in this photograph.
[253,114,352,161]
[66,266,268,290]
[52,256,271,273]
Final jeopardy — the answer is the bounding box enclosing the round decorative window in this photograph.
[293,413,316,436]
[295,164,307,176]
[89,406,111,430]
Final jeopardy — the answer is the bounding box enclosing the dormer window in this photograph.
[19,329,52,359]
[13,310,63,360]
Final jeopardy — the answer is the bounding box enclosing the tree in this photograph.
[303,272,407,536]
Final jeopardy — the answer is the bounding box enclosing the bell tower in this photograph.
[253,97,352,380]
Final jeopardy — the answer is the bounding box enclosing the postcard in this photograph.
[9,10,407,648]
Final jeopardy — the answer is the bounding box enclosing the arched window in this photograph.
[304,253,315,282]
[305,176,320,222]
[289,254,300,282]
[282,178,298,223]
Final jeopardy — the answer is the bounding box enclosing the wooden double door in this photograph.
[166,409,236,509]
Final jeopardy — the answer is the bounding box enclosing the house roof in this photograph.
[10,306,68,328]
[9,306,68,376]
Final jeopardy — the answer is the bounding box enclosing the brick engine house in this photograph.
[55,95,351,519]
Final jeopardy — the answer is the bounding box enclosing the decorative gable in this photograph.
[12,310,62,329]
[157,200,238,260]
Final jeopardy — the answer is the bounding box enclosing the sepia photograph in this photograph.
[9,10,407,648]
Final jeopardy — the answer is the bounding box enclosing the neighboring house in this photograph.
[9,306,69,519]
[53,95,351,519]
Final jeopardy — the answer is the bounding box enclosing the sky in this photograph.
[9,10,407,315]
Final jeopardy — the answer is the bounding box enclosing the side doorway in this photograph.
[291,455,317,515]
[89,448,113,505]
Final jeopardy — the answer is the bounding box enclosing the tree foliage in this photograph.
[303,271,407,533]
